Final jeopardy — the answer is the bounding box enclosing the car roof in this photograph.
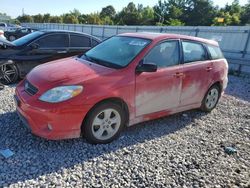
[119,32,218,46]
[40,30,101,41]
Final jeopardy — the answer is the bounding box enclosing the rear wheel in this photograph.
[83,102,125,144]
[201,84,221,112]
[0,63,19,85]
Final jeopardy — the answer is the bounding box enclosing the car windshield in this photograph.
[12,31,44,46]
[83,36,151,68]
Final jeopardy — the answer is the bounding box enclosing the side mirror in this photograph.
[30,43,39,49]
[136,63,157,73]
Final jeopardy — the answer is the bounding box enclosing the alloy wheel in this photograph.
[91,108,121,141]
[205,88,219,110]
[0,64,18,84]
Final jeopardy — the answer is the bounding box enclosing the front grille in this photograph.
[24,80,38,96]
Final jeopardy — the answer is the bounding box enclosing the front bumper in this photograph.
[15,86,92,140]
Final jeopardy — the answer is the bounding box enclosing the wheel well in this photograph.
[81,97,130,132]
[212,81,222,93]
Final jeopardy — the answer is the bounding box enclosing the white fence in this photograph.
[22,23,250,74]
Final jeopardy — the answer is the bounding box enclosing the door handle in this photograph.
[206,67,213,71]
[174,72,184,78]
[57,50,67,54]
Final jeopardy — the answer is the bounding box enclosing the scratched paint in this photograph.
[136,86,180,116]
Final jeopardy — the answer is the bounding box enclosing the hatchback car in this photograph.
[15,32,228,144]
[0,30,101,84]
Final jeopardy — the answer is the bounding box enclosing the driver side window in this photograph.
[144,40,180,68]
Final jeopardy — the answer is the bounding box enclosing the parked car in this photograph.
[15,32,228,144]
[0,30,101,84]
[0,22,7,30]
[0,22,21,31]
[4,27,37,41]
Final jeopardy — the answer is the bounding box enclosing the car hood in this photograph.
[26,57,115,88]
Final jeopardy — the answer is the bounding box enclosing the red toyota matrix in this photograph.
[15,33,228,144]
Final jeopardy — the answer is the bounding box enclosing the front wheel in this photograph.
[83,102,125,144]
[0,63,19,85]
[201,85,221,112]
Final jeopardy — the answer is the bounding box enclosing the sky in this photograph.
[0,0,249,18]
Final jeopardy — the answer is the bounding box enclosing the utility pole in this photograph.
[22,8,24,16]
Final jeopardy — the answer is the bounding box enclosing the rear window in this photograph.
[70,34,91,48]
[207,45,224,60]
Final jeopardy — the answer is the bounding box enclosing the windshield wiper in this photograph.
[82,54,123,69]
[82,54,95,62]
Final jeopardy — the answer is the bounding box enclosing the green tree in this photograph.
[17,15,33,23]
[154,0,187,25]
[33,14,43,23]
[116,2,140,25]
[50,16,63,23]
[62,14,79,24]
[43,13,51,23]
[241,0,250,25]
[140,6,155,25]
[100,5,116,19]
[101,16,114,25]
[167,18,185,26]
[78,14,87,24]
[70,9,81,18]
[213,0,242,25]
[184,0,216,26]
[85,13,102,25]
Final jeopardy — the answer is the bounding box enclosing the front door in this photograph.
[180,40,213,106]
[22,33,70,74]
[135,40,182,116]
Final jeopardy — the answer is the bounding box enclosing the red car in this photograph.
[15,32,228,144]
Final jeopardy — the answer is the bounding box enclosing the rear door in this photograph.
[180,40,213,106]
[68,34,92,56]
[135,40,182,116]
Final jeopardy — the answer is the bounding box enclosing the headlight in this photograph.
[39,86,83,103]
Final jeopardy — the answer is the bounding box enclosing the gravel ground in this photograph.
[0,75,249,188]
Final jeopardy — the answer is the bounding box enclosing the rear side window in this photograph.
[36,34,69,48]
[144,40,180,68]
[182,41,207,63]
[70,35,90,48]
[207,45,224,60]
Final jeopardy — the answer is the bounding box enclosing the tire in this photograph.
[0,63,19,85]
[83,102,125,144]
[200,84,221,112]
[9,35,16,41]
